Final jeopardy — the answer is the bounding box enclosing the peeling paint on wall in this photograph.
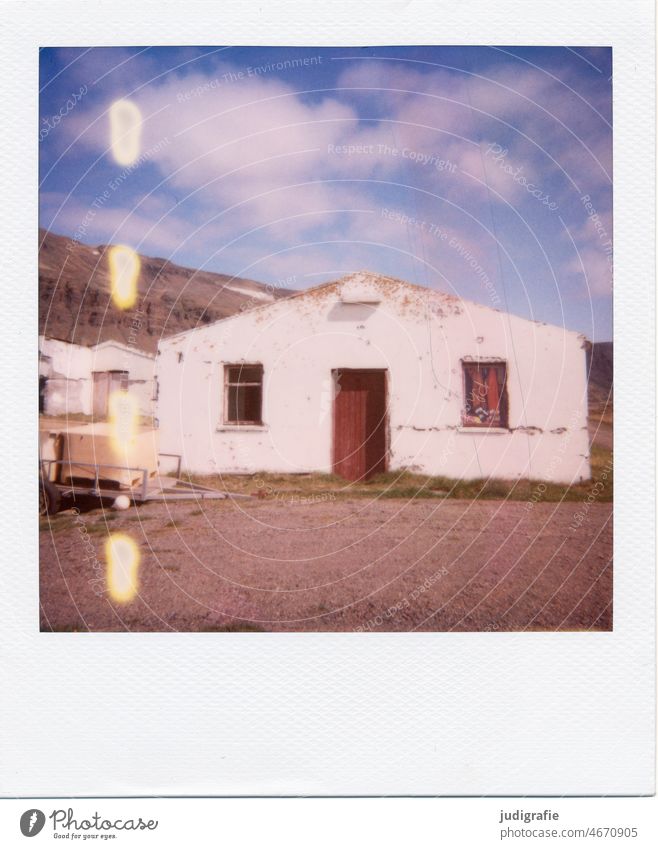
[156,273,591,483]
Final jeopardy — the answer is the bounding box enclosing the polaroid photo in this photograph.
[37,44,612,633]
[0,0,654,799]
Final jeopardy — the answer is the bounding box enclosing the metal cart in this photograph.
[39,455,249,515]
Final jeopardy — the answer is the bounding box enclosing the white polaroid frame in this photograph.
[0,0,654,796]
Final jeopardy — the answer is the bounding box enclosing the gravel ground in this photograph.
[40,497,612,632]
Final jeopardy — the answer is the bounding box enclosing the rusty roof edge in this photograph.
[157,271,584,346]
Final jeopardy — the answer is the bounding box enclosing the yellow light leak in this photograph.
[108,245,140,309]
[105,533,140,603]
[108,389,138,455]
[109,99,142,166]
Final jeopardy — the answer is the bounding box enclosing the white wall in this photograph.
[156,276,591,483]
[90,342,157,418]
[39,336,156,418]
[39,337,93,415]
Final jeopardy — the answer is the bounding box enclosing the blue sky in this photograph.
[39,46,612,340]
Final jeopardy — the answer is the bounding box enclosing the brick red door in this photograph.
[333,369,387,481]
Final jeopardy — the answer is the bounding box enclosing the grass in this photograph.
[588,399,613,449]
[183,470,348,497]
[148,520,180,533]
[179,444,612,505]
[40,403,612,516]
[39,511,122,533]
[84,523,118,535]
[592,405,613,428]
[40,447,612,523]
[39,515,77,533]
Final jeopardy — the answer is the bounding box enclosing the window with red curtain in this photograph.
[461,362,508,427]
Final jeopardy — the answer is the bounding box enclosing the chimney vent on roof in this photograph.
[340,291,381,305]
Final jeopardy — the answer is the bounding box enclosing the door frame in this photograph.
[331,368,389,478]
[92,370,129,418]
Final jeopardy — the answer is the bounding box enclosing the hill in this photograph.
[39,229,290,353]
[39,229,614,411]
[587,341,613,408]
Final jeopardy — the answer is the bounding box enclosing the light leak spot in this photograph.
[108,244,140,309]
[108,389,138,455]
[109,99,142,166]
[105,533,139,603]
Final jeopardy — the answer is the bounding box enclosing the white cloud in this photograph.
[48,52,612,324]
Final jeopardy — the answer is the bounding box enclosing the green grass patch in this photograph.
[84,523,115,535]
[39,515,76,533]
[178,458,612,505]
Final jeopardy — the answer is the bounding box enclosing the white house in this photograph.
[156,272,591,483]
[39,336,157,419]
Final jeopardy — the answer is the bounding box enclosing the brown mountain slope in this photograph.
[39,229,290,353]
[587,341,613,407]
[586,341,613,452]
[40,228,614,405]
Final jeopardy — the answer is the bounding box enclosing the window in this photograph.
[461,362,508,428]
[224,364,263,425]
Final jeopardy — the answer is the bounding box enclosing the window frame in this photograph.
[460,360,509,429]
[223,363,264,426]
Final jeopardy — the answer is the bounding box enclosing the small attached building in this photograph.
[39,336,157,419]
[156,273,591,483]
